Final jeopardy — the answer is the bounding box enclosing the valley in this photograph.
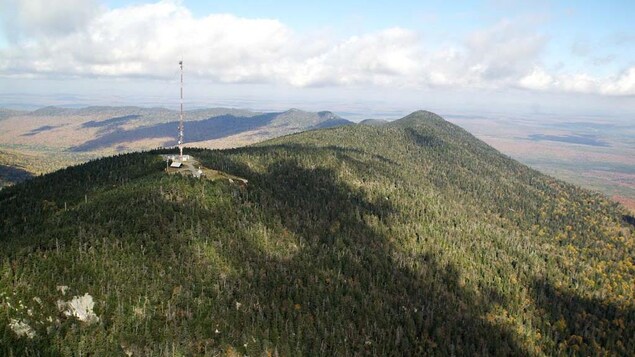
[445,114,635,212]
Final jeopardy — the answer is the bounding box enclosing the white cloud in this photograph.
[599,67,635,96]
[1,0,298,80]
[517,66,635,96]
[0,0,99,39]
[0,0,632,97]
[519,67,554,90]
[465,19,546,81]
[287,28,423,87]
[558,73,597,93]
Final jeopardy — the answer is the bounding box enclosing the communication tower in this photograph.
[178,60,184,160]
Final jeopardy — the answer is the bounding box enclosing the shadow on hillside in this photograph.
[405,127,445,148]
[69,113,280,152]
[623,214,635,227]
[82,115,141,133]
[531,279,635,355]
[527,134,611,148]
[311,118,352,129]
[21,124,62,136]
[190,146,528,355]
[0,146,531,354]
[0,164,33,185]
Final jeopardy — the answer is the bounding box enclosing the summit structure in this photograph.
[178,60,185,160]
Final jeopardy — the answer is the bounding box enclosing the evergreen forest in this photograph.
[1,111,633,356]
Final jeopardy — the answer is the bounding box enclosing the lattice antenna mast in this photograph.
[178,60,184,159]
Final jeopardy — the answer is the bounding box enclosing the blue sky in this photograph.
[0,0,633,117]
[98,0,635,70]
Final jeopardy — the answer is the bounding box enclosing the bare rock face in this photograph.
[9,319,36,339]
[57,293,100,324]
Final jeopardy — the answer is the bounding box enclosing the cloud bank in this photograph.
[0,0,633,96]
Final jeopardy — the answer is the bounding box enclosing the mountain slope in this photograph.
[0,109,25,121]
[0,111,633,355]
[358,118,389,126]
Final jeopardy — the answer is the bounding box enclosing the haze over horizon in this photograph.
[0,0,634,119]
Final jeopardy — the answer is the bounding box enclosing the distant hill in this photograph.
[0,106,353,181]
[0,108,25,121]
[0,164,32,188]
[1,110,633,355]
[65,108,351,153]
[2,106,352,151]
[358,118,389,126]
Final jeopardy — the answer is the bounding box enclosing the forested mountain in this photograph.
[359,118,389,126]
[1,111,633,355]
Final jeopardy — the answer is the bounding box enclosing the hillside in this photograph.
[0,106,352,183]
[359,118,389,126]
[1,111,633,355]
[444,114,635,213]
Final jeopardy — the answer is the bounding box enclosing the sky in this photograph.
[0,0,633,118]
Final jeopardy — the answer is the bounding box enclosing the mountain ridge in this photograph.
[0,106,353,185]
[1,110,632,355]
